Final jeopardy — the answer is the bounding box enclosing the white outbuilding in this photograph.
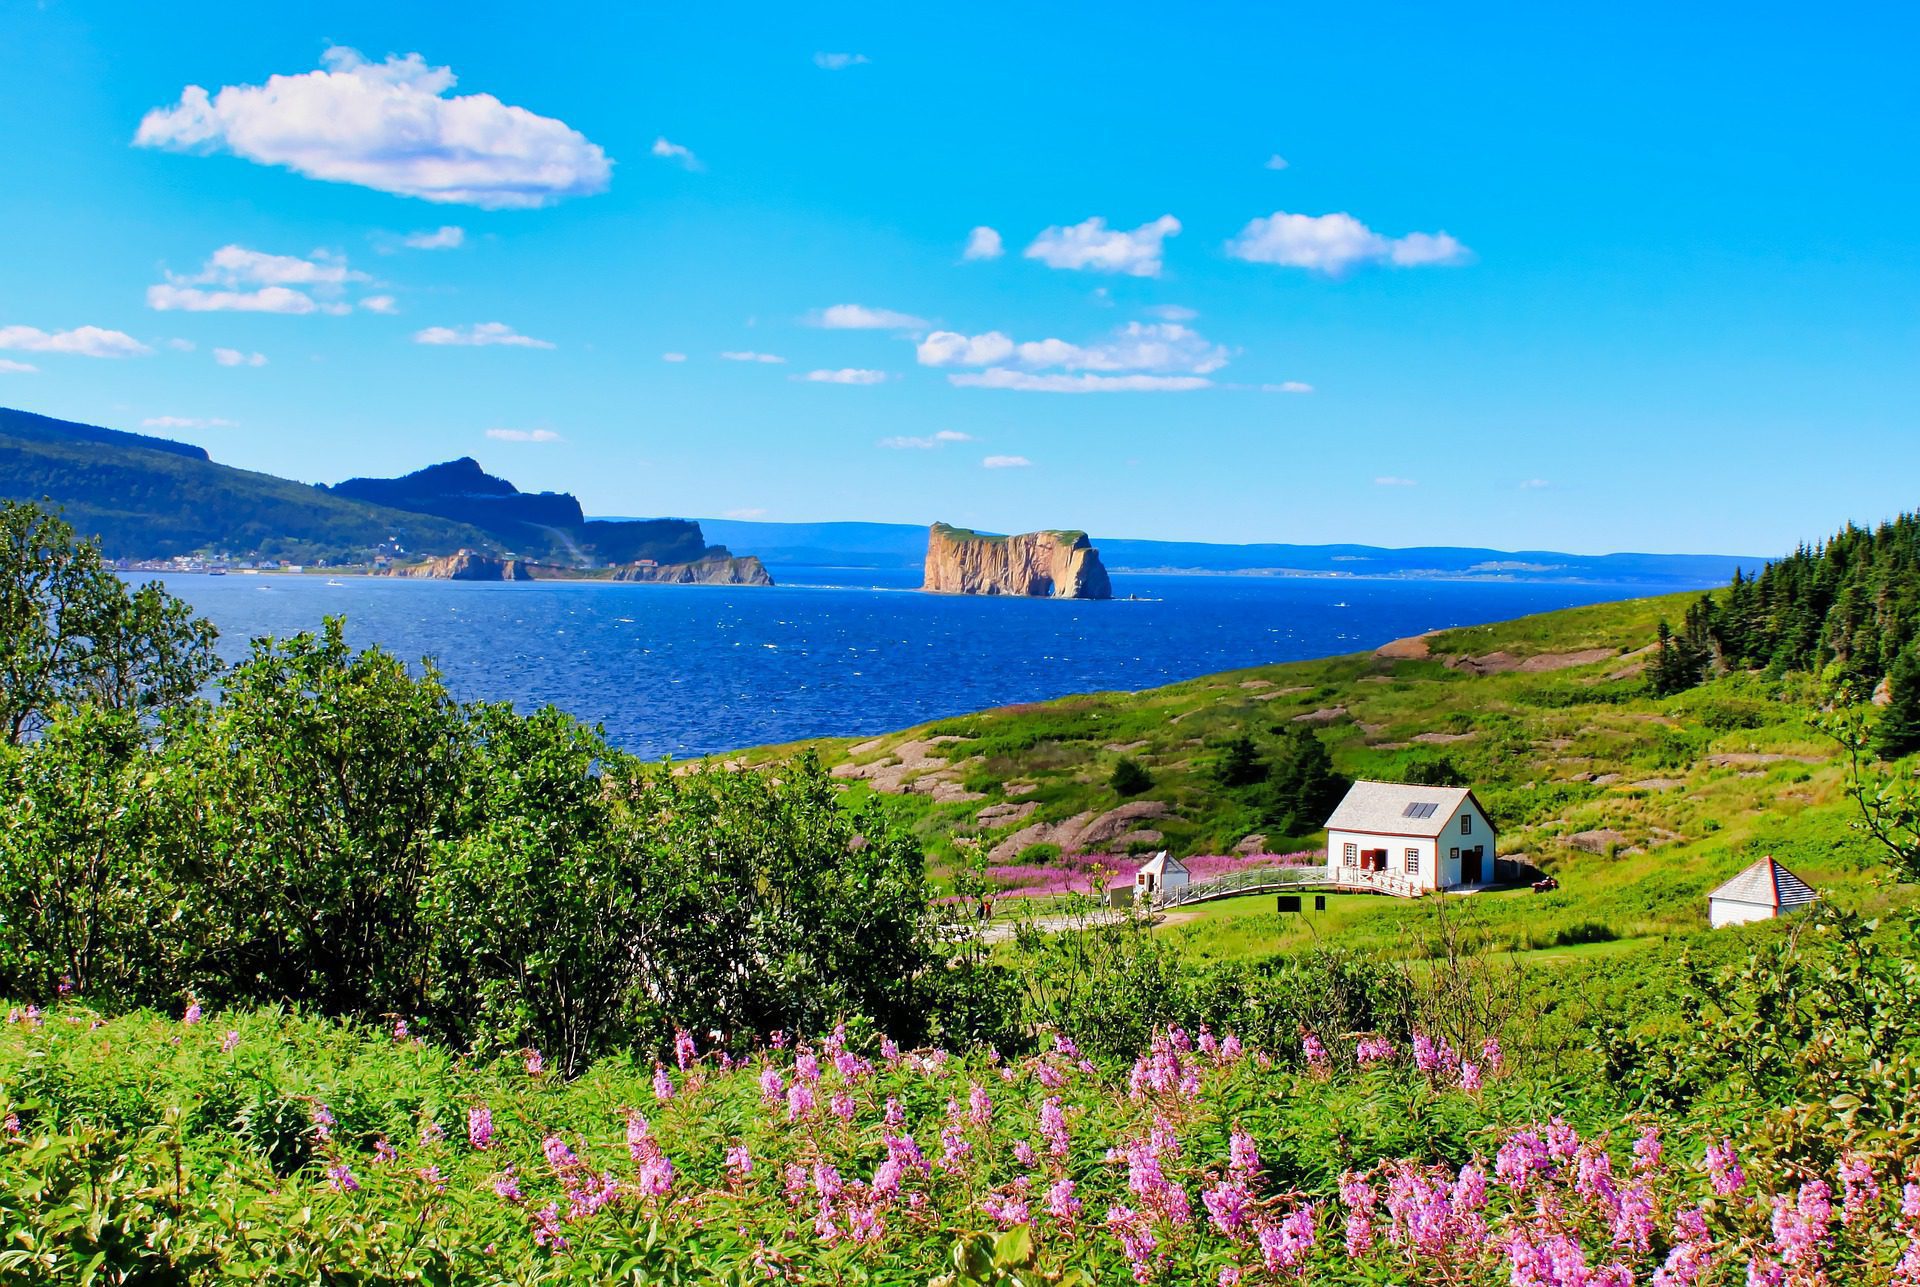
[1133,851,1191,898]
[1324,780,1497,895]
[1706,856,1817,928]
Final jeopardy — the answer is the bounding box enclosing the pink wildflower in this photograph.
[652,1063,674,1101]
[468,1105,493,1150]
[1705,1139,1745,1196]
[221,1030,240,1053]
[1048,1177,1083,1225]
[524,1048,544,1076]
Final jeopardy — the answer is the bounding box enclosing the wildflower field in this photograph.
[3,990,1918,1285]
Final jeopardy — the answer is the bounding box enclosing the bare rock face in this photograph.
[921,523,1112,599]
[389,551,533,580]
[609,556,774,586]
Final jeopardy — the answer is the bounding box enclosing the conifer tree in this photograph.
[1874,647,1920,761]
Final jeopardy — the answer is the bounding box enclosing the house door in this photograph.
[1461,847,1483,884]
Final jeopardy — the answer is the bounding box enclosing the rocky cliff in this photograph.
[608,556,774,586]
[921,523,1112,599]
[388,551,535,581]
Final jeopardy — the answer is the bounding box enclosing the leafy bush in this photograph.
[1109,757,1153,797]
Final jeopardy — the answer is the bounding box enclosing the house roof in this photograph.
[1325,781,1481,838]
[1136,851,1186,877]
[1708,856,1817,910]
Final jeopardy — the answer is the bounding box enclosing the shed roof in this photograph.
[1708,856,1817,910]
[1136,851,1187,877]
[1325,781,1480,838]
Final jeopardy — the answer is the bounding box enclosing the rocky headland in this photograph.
[387,552,773,585]
[608,556,774,586]
[921,522,1112,599]
[387,551,535,581]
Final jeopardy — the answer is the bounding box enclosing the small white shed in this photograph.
[1134,851,1191,897]
[1707,856,1817,928]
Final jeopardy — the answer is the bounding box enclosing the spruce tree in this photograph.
[1874,648,1920,761]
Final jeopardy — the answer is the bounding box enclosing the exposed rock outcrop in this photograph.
[922,523,1112,599]
[388,551,534,580]
[608,556,774,586]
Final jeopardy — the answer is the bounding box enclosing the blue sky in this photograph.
[2,2,1916,556]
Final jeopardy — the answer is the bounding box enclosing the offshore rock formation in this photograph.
[921,523,1112,599]
[608,555,774,586]
[388,551,534,580]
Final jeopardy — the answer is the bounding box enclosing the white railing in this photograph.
[1147,863,1424,909]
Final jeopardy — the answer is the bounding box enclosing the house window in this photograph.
[1405,848,1420,875]
[1343,843,1358,867]
[1460,813,1473,835]
[1450,847,1460,862]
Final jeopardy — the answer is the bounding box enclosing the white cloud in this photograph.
[133,47,611,209]
[1262,381,1314,394]
[1147,304,1197,321]
[403,225,465,250]
[651,136,702,170]
[1264,154,1289,171]
[920,321,1228,377]
[1519,478,1552,489]
[484,427,562,442]
[0,325,153,358]
[142,415,235,428]
[0,359,37,373]
[148,244,367,313]
[916,330,1015,367]
[720,350,786,364]
[1373,476,1417,487]
[166,338,196,351]
[962,226,1003,261]
[879,429,974,449]
[661,352,687,362]
[359,295,398,314]
[723,506,769,519]
[813,52,870,70]
[413,322,554,348]
[801,368,888,384]
[148,284,330,313]
[1226,211,1469,273]
[213,348,267,367]
[813,304,929,331]
[952,370,1210,394]
[1024,214,1180,277]
[982,455,1032,469]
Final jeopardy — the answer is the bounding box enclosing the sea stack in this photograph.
[921,522,1112,599]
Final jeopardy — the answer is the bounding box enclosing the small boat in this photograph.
[207,569,227,576]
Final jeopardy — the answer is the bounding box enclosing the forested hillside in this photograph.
[1650,512,1920,700]
[0,406,497,561]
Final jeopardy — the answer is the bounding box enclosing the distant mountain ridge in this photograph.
[684,517,1760,588]
[0,406,712,567]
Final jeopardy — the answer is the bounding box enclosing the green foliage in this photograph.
[1108,756,1153,797]
[0,614,940,1065]
[1209,735,1265,789]
[1597,905,1920,1167]
[1873,646,1920,761]
[1258,727,1350,836]
[1399,755,1467,787]
[0,501,219,744]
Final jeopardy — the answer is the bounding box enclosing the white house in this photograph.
[1133,852,1191,898]
[1707,856,1817,928]
[1324,781,1497,895]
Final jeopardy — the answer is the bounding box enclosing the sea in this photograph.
[154,567,1661,760]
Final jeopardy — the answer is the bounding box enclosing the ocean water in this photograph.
[155,567,1655,759]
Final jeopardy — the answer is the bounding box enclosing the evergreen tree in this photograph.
[1109,756,1153,797]
[1262,727,1350,835]
[1873,648,1920,761]
[1210,735,1265,789]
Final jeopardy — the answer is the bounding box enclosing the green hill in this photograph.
[0,407,719,566]
[736,586,1905,953]
[0,407,498,562]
